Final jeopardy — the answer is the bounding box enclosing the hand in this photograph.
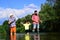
[39,20,42,23]
[20,22,23,24]
[8,21,11,24]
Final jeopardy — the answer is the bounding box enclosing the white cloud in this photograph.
[24,4,38,9]
[24,4,40,14]
[0,3,40,20]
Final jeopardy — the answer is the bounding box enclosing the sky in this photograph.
[0,0,46,25]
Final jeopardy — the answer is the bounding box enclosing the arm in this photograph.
[20,22,23,25]
[29,23,31,25]
[32,15,36,22]
[8,18,16,25]
[8,21,11,24]
[8,18,11,24]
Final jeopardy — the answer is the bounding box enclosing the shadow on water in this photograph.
[0,32,60,40]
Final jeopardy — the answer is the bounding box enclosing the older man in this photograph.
[8,14,16,40]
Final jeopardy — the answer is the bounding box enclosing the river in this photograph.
[0,32,60,40]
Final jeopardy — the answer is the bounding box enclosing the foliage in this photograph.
[39,0,60,32]
[39,3,56,21]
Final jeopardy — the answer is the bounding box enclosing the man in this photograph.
[8,14,16,40]
[32,10,40,32]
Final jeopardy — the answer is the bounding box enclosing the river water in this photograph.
[0,33,60,40]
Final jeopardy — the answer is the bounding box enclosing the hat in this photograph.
[9,13,13,16]
[34,10,37,12]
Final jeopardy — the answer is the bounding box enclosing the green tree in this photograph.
[2,20,8,34]
[39,3,57,32]
[47,0,60,18]
[53,0,60,31]
[40,0,60,32]
[0,25,6,39]
[54,0,60,18]
[16,18,25,33]
[25,15,32,23]
[39,3,56,21]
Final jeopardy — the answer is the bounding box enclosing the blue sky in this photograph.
[0,0,46,9]
[0,0,46,25]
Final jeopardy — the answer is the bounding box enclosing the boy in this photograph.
[22,20,31,34]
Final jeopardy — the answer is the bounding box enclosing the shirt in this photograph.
[9,17,16,27]
[32,15,39,24]
[23,23,31,30]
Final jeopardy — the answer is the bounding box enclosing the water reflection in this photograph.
[16,33,60,40]
[33,33,40,40]
[0,33,60,40]
[25,33,30,40]
[25,33,40,40]
[10,33,16,40]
